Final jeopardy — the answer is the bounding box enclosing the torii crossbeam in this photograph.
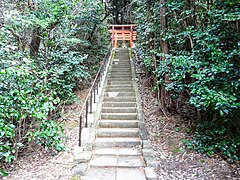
[109,24,137,48]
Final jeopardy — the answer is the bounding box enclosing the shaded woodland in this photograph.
[133,0,240,162]
[0,0,109,176]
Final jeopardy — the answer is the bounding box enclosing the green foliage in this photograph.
[134,1,161,73]
[185,119,240,161]
[0,59,64,164]
[134,0,240,160]
[0,0,109,174]
[156,1,240,117]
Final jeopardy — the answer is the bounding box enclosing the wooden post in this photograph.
[130,25,133,48]
[109,25,137,48]
[111,25,114,48]
[114,31,118,48]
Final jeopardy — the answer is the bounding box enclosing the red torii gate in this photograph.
[109,24,137,48]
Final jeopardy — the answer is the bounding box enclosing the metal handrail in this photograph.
[78,43,112,146]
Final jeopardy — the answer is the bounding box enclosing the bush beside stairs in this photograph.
[72,48,157,180]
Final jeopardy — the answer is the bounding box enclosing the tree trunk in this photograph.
[160,0,171,108]
[30,28,41,59]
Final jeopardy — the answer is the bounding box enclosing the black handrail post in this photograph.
[86,101,88,127]
[79,116,82,146]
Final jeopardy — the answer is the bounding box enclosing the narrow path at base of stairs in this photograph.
[82,48,155,180]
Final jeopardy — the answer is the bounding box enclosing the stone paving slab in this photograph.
[84,168,115,180]
[102,102,136,107]
[145,167,157,180]
[101,107,137,113]
[105,92,135,97]
[101,113,137,120]
[73,151,92,164]
[118,148,142,156]
[84,167,147,180]
[94,148,142,156]
[118,156,145,167]
[105,88,135,93]
[116,168,146,180]
[103,97,136,103]
[97,128,139,137]
[94,137,141,148]
[94,148,118,155]
[90,155,117,167]
[98,120,139,128]
[89,154,145,168]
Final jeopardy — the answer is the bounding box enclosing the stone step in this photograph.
[102,102,136,107]
[109,72,132,77]
[94,137,141,148]
[111,68,131,71]
[106,86,134,90]
[110,70,131,73]
[113,61,130,63]
[106,87,134,91]
[111,64,131,66]
[105,88,134,92]
[101,107,137,113]
[111,64,131,68]
[108,78,132,81]
[107,78,132,82]
[113,59,129,61]
[107,77,132,81]
[104,92,135,97]
[98,120,139,128]
[109,70,131,73]
[103,96,136,102]
[84,167,146,180]
[111,64,130,67]
[108,75,132,78]
[107,81,132,85]
[110,66,130,68]
[97,128,139,137]
[108,77,132,81]
[101,113,137,120]
[89,154,145,168]
[106,84,134,89]
[93,148,142,156]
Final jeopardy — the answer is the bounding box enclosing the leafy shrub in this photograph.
[42,49,90,102]
[0,60,64,163]
[0,0,109,176]
[185,118,240,161]
[134,0,240,160]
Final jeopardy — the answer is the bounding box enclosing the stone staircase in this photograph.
[75,48,157,180]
